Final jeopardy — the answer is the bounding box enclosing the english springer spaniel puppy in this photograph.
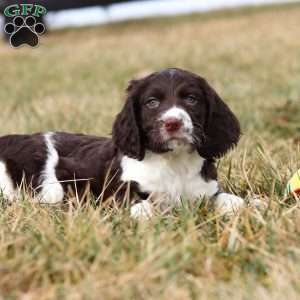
[0,68,244,218]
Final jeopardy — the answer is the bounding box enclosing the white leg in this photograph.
[39,133,64,204]
[0,161,15,202]
[130,200,153,220]
[214,193,244,215]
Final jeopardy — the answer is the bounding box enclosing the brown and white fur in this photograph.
[0,68,244,218]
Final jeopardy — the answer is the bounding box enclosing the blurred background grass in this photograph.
[0,3,299,137]
[0,3,300,299]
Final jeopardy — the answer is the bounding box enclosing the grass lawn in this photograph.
[0,3,300,299]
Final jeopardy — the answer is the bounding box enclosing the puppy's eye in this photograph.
[146,97,160,109]
[185,95,197,105]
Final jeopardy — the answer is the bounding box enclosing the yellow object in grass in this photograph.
[285,169,300,197]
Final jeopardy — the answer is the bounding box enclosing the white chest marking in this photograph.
[39,133,64,204]
[0,161,15,201]
[121,149,219,206]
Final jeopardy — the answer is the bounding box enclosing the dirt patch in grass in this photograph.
[266,100,300,141]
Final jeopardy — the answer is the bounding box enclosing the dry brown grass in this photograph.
[0,3,300,299]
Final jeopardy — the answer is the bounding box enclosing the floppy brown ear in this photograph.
[198,82,241,159]
[112,84,145,160]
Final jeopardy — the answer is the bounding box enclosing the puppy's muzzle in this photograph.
[164,117,183,134]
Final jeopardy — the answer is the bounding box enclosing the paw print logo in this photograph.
[4,16,45,48]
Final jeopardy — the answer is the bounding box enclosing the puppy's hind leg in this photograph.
[38,133,64,204]
[0,161,15,202]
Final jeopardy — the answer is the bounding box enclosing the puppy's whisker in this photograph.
[193,122,204,130]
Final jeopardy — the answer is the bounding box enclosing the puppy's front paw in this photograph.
[214,193,244,216]
[130,200,153,220]
[248,196,267,211]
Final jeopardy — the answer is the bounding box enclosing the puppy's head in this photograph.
[113,68,240,160]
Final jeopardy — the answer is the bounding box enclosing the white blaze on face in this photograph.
[159,106,194,149]
[160,106,193,134]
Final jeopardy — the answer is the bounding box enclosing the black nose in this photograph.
[164,118,182,133]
